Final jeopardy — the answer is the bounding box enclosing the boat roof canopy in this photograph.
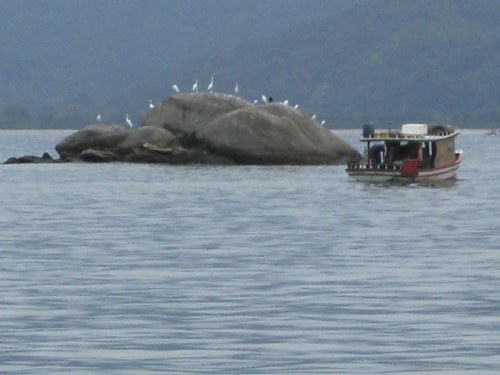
[360,123,459,142]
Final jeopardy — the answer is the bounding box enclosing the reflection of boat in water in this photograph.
[346,123,463,182]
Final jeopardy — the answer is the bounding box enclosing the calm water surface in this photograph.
[0,129,499,374]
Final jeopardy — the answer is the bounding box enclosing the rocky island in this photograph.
[4,93,361,165]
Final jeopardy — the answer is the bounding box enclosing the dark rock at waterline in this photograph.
[122,142,235,164]
[55,124,129,161]
[115,125,179,155]
[54,124,194,163]
[3,152,63,164]
[80,148,117,163]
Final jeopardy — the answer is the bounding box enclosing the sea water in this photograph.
[0,129,499,374]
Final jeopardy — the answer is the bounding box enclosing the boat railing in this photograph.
[346,162,402,171]
[364,129,457,140]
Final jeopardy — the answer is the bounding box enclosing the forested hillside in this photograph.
[1,0,498,129]
[0,0,355,128]
[177,0,500,128]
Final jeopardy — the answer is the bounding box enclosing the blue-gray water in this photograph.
[0,129,499,374]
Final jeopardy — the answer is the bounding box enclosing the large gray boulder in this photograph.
[55,124,129,161]
[141,92,360,164]
[197,103,360,164]
[141,92,252,134]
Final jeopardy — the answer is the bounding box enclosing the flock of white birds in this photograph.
[96,76,325,128]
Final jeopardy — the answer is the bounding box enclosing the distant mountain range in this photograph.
[1,0,499,129]
[176,0,500,129]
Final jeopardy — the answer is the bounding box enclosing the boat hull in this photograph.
[346,151,463,182]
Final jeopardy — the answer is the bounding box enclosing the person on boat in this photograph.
[369,144,385,165]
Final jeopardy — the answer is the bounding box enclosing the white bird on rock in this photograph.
[96,114,102,122]
[149,99,154,109]
[234,82,239,94]
[192,79,198,92]
[207,76,214,92]
[261,95,267,104]
[126,113,133,128]
[172,84,180,93]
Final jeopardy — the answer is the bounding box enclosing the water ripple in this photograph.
[0,130,499,374]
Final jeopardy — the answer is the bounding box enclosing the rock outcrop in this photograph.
[5,92,361,165]
[54,124,198,163]
[3,152,61,164]
[197,103,360,164]
[55,124,129,161]
[142,92,361,164]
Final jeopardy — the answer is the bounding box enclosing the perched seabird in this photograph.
[261,95,267,103]
[294,104,299,110]
[312,114,317,120]
[320,120,326,126]
[192,79,198,92]
[172,84,180,93]
[149,99,154,109]
[126,113,133,128]
[234,82,239,94]
[96,114,102,122]
[283,99,289,105]
[207,76,214,92]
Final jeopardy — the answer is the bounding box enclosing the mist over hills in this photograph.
[0,0,355,128]
[1,0,498,129]
[183,0,500,129]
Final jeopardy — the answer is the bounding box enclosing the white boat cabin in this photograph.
[361,123,459,170]
[346,123,463,181]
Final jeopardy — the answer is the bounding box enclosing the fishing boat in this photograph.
[346,123,463,182]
